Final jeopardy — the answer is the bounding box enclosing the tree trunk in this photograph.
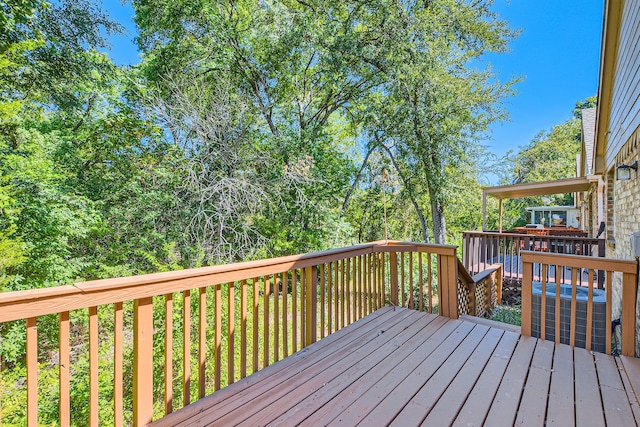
[429,187,447,244]
[341,145,375,216]
[379,143,430,243]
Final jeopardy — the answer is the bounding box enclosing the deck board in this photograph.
[356,321,476,426]
[278,317,452,426]
[420,326,502,425]
[389,325,493,425]
[151,307,640,427]
[452,330,520,426]
[546,343,575,426]
[314,317,461,426]
[483,335,537,426]
[617,357,640,424]
[574,347,606,427]
[595,352,637,426]
[514,339,554,427]
[197,309,421,426]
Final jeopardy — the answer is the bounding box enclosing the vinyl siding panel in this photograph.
[606,0,640,166]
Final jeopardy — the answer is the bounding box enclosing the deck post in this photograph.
[305,266,318,346]
[133,297,154,427]
[389,252,399,306]
[439,251,459,319]
[26,317,37,427]
[521,254,533,337]
[482,193,487,230]
[621,272,637,356]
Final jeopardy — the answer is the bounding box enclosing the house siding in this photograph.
[606,0,640,167]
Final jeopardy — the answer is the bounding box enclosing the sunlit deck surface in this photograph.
[153,306,640,427]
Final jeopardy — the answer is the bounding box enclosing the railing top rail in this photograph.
[456,259,475,284]
[521,250,637,273]
[461,230,599,241]
[0,240,457,323]
[471,264,502,284]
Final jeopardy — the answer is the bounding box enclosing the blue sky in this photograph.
[103,0,604,176]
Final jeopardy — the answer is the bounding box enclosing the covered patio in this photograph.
[481,176,599,232]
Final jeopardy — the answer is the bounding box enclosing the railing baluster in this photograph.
[252,278,259,373]
[199,287,207,397]
[327,263,333,334]
[228,282,235,385]
[215,284,221,390]
[183,290,191,406]
[274,275,280,359]
[606,271,612,355]
[359,255,364,319]
[389,252,398,306]
[114,303,124,426]
[241,280,247,378]
[401,252,406,307]
[300,270,306,345]
[586,270,594,351]
[163,295,172,415]
[282,273,288,358]
[555,265,561,344]
[409,252,414,309]
[305,266,318,346]
[352,257,357,320]
[60,311,70,427]
[342,259,347,327]
[27,317,37,427]
[427,255,433,314]
[521,256,533,337]
[133,297,153,426]
[570,268,577,347]
[264,276,270,366]
[319,264,325,338]
[419,253,424,312]
[292,270,298,352]
[89,306,98,427]
[366,254,372,314]
[541,265,547,341]
[333,261,340,331]
[381,253,386,307]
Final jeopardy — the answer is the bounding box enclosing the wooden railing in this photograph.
[0,240,495,426]
[521,251,637,356]
[462,231,605,282]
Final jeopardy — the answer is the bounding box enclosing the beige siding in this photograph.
[606,0,640,166]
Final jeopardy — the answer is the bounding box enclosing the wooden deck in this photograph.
[152,306,640,427]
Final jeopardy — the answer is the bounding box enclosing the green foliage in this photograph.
[0,0,526,424]
[490,298,522,326]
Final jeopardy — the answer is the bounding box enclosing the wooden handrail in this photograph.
[521,251,636,272]
[462,231,605,285]
[1,240,471,426]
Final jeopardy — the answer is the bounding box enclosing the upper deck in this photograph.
[153,306,640,426]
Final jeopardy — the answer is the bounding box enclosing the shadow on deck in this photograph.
[152,307,640,426]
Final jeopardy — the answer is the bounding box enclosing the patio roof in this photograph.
[482,176,592,200]
[481,176,600,231]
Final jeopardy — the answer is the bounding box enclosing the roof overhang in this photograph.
[482,176,596,200]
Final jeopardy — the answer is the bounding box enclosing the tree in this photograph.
[341,0,517,243]
[501,96,597,228]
